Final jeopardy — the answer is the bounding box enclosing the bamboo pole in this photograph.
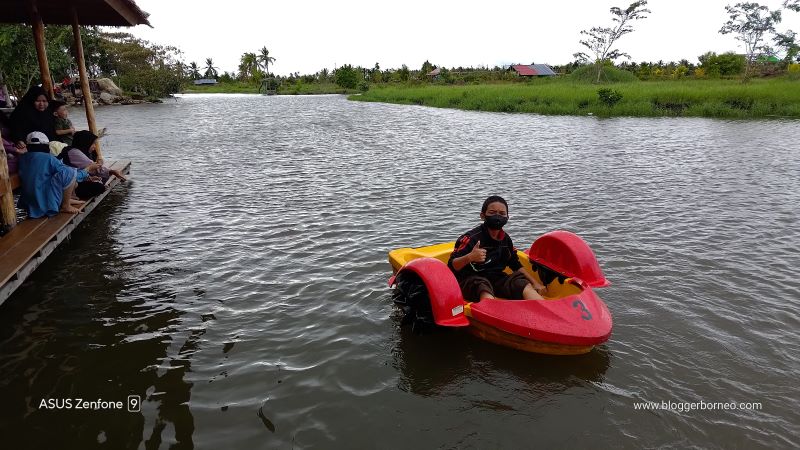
[70,6,103,160]
[28,0,54,99]
[0,132,15,231]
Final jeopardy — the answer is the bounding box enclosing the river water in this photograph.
[0,94,798,449]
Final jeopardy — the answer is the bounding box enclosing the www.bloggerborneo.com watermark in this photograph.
[634,400,763,413]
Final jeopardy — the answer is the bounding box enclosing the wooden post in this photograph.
[0,130,15,232]
[28,0,54,99]
[0,72,10,108]
[71,7,103,160]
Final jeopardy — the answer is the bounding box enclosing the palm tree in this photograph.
[203,58,218,79]
[257,47,276,76]
[238,52,258,80]
[189,62,201,79]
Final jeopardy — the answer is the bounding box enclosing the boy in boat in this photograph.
[448,195,545,302]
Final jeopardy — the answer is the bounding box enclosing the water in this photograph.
[0,94,798,449]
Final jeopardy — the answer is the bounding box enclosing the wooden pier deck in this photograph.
[0,160,130,305]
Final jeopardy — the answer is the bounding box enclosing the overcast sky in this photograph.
[128,0,800,75]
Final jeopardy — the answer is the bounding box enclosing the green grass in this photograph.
[181,81,258,94]
[349,77,800,118]
[180,81,357,95]
[277,82,358,95]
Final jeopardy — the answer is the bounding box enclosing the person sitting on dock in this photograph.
[57,130,125,199]
[9,86,56,150]
[52,101,75,145]
[17,132,97,216]
[448,195,546,302]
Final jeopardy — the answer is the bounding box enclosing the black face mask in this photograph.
[484,214,508,230]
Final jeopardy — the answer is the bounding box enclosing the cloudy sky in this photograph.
[128,0,800,75]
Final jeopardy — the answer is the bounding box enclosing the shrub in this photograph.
[787,64,800,80]
[698,52,745,77]
[636,65,653,80]
[397,64,410,82]
[694,67,707,79]
[724,97,754,110]
[672,65,689,79]
[652,98,690,115]
[335,64,359,89]
[597,88,623,107]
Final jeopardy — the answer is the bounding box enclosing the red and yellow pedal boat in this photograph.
[388,230,612,355]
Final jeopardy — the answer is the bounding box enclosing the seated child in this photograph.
[58,130,126,182]
[53,101,75,145]
[448,195,546,302]
[57,130,125,199]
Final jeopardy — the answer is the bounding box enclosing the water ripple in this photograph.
[0,95,797,449]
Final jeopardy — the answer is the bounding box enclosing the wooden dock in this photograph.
[0,0,148,306]
[0,160,130,305]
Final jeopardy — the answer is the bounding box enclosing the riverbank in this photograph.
[181,81,358,95]
[348,77,800,118]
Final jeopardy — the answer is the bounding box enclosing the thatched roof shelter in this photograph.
[0,0,150,26]
[0,0,150,231]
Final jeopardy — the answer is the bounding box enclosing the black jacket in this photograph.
[447,224,522,279]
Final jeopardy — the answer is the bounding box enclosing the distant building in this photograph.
[509,64,557,77]
[193,78,218,85]
[426,67,441,80]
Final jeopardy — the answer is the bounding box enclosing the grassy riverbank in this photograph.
[181,81,257,94]
[278,82,359,95]
[181,81,358,95]
[349,77,800,118]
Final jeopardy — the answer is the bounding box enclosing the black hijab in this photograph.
[58,130,98,166]
[71,130,98,158]
[9,86,56,143]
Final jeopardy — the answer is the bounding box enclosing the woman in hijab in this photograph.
[9,85,56,150]
[58,130,126,199]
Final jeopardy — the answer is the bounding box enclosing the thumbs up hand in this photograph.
[469,240,487,264]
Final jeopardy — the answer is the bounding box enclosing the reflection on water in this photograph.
[392,317,611,397]
[0,191,199,449]
[0,95,798,448]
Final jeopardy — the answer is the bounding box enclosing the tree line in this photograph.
[573,0,800,82]
[1,1,797,100]
[226,0,800,90]
[0,25,186,100]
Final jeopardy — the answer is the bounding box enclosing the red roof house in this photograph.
[510,64,557,77]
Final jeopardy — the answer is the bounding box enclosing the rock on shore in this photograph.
[59,77,153,106]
